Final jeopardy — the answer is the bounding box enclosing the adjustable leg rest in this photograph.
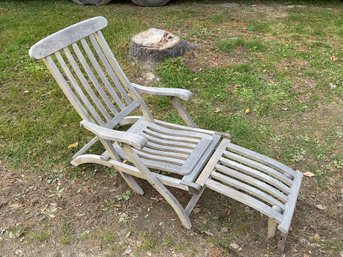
[194,139,303,251]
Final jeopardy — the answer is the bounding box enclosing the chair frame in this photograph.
[29,16,302,251]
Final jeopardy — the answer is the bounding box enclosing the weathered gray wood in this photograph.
[64,47,112,122]
[267,206,281,239]
[223,150,293,186]
[170,97,199,128]
[195,139,230,186]
[206,179,283,223]
[71,153,189,191]
[55,51,106,125]
[277,171,303,234]
[72,42,119,116]
[227,143,296,178]
[29,17,107,59]
[89,35,132,104]
[94,31,154,122]
[185,187,205,215]
[122,144,192,229]
[31,17,303,243]
[211,171,285,210]
[215,164,288,203]
[81,120,147,150]
[219,157,290,195]
[144,128,200,144]
[154,119,214,135]
[106,101,141,129]
[43,57,91,121]
[182,134,221,183]
[80,38,126,110]
[132,83,192,102]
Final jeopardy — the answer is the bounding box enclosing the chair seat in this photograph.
[112,118,221,176]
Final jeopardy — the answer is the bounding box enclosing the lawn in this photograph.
[0,0,342,256]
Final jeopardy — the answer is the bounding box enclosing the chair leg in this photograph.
[119,172,144,195]
[185,187,205,215]
[267,217,277,240]
[277,232,288,252]
[122,144,192,229]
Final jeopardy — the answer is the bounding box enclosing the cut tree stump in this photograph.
[129,28,193,63]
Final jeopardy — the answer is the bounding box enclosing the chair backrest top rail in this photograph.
[29,16,108,60]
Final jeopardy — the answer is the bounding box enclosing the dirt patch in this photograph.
[1,159,342,257]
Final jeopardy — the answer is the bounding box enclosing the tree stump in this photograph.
[129,28,193,63]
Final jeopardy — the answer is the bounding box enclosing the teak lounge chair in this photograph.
[29,17,303,251]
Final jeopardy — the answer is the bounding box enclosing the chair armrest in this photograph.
[132,83,192,101]
[80,120,147,150]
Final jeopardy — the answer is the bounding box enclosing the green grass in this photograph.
[1,0,342,200]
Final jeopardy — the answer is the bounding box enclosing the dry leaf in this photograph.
[67,142,79,149]
[230,242,242,251]
[215,108,221,113]
[245,108,250,114]
[316,204,326,210]
[330,55,338,62]
[10,203,22,209]
[303,171,315,177]
[210,247,223,257]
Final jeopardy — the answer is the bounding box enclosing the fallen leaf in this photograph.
[67,142,79,149]
[316,204,326,210]
[330,55,338,62]
[215,108,221,113]
[230,242,242,251]
[220,227,229,233]
[245,108,250,114]
[303,171,315,177]
[210,247,223,257]
[203,230,214,236]
[10,203,23,209]
[122,246,131,256]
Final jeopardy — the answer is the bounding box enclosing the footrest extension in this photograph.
[196,139,303,250]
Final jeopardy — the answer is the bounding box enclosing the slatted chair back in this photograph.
[29,16,153,129]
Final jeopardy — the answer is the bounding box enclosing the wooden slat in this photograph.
[146,142,193,155]
[93,31,154,122]
[72,42,119,115]
[153,119,215,136]
[89,34,132,104]
[106,100,140,129]
[29,16,107,59]
[219,157,290,194]
[182,134,221,183]
[147,122,206,139]
[215,164,288,203]
[43,56,90,121]
[55,52,105,125]
[227,143,296,178]
[205,179,283,223]
[141,132,197,150]
[80,38,126,110]
[144,128,200,144]
[136,151,185,166]
[195,139,230,186]
[141,159,190,175]
[140,147,189,160]
[182,137,212,171]
[211,171,286,210]
[223,150,293,186]
[63,47,112,122]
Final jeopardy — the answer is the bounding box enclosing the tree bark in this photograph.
[129,28,193,63]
